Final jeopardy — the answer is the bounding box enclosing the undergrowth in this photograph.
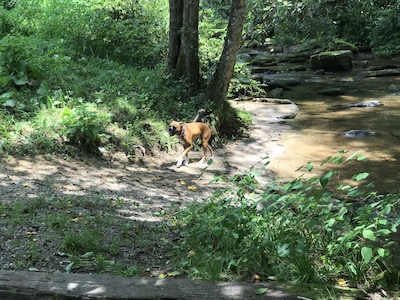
[174,151,400,289]
[0,0,262,157]
[0,194,173,275]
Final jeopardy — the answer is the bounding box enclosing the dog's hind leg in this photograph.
[198,140,213,165]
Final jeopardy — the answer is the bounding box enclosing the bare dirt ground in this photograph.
[0,100,296,220]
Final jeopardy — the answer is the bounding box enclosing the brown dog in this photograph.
[169,121,213,167]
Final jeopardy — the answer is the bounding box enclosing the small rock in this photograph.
[329,100,383,110]
[318,88,345,96]
[366,69,400,77]
[342,130,376,137]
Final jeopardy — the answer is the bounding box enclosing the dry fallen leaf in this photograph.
[337,278,348,287]
[70,217,83,222]
[187,185,197,191]
[251,273,261,283]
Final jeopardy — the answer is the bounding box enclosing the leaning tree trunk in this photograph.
[202,0,247,135]
[168,0,199,88]
[168,0,183,71]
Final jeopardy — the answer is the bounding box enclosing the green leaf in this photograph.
[65,261,75,273]
[325,218,336,228]
[376,229,391,236]
[12,75,29,85]
[0,75,9,86]
[362,229,376,241]
[0,92,13,99]
[356,154,366,161]
[337,207,348,219]
[255,287,269,295]
[277,244,290,257]
[344,151,359,162]
[3,99,15,108]
[383,205,391,214]
[167,271,181,277]
[361,246,373,263]
[377,248,388,257]
[81,251,94,258]
[320,171,335,187]
[378,218,387,225]
[332,156,344,164]
[351,172,369,181]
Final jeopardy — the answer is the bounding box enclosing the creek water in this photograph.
[260,60,400,194]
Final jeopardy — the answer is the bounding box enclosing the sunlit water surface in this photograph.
[265,68,400,194]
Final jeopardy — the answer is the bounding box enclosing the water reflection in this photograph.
[267,72,400,194]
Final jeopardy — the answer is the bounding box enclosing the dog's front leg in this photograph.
[176,157,184,167]
[177,144,192,167]
[176,144,193,168]
[176,155,189,167]
[183,155,190,166]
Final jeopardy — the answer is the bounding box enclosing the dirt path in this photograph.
[0,100,296,222]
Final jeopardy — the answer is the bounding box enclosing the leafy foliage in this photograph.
[7,0,168,66]
[175,152,400,287]
[0,0,181,156]
[61,101,111,153]
[370,5,400,56]
[245,0,400,54]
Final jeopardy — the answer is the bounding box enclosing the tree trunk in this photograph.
[168,0,183,71]
[202,0,247,105]
[202,0,247,135]
[168,0,199,88]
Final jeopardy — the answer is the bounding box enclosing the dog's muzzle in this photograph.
[169,126,177,136]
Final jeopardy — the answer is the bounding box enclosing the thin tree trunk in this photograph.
[168,0,199,88]
[168,0,183,71]
[203,0,247,104]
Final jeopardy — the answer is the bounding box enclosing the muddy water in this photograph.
[264,68,400,194]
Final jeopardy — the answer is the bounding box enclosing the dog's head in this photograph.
[168,121,182,136]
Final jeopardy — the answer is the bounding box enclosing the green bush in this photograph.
[370,7,400,56]
[61,101,111,153]
[175,152,400,287]
[8,0,168,66]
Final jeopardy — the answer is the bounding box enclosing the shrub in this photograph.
[61,101,111,153]
[10,0,169,66]
[370,6,400,56]
[175,152,400,287]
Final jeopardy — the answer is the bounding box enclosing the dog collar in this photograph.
[179,125,186,138]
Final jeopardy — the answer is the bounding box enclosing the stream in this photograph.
[254,55,400,194]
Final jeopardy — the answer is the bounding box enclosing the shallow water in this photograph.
[265,67,400,194]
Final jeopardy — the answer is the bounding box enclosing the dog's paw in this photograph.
[176,158,183,167]
[183,158,190,166]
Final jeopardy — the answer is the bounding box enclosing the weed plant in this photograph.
[175,151,400,288]
[0,194,173,274]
